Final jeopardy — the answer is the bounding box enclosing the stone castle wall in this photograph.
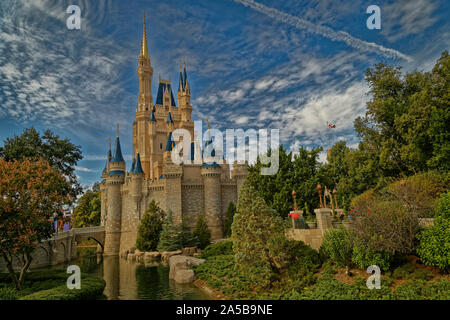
[111,167,243,253]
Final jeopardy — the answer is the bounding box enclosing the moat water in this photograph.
[48,248,210,300]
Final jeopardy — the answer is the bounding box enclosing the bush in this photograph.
[201,241,233,259]
[417,192,450,271]
[320,228,354,270]
[20,276,105,300]
[0,287,19,300]
[136,200,165,252]
[392,263,415,279]
[351,200,420,256]
[351,243,393,272]
[193,215,211,249]
[435,190,450,219]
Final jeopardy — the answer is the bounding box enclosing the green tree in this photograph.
[72,188,101,227]
[231,180,287,287]
[354,51,449,177]
[193,215,211,249]
[0,127,83,197]
[135,200,165,252]
[0,158,71,290]
[179,220,199,248]
[157,210,181,252]
[247,146,322,218]
[223,202,236,238]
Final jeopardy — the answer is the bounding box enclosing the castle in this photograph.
[99,20,248,256]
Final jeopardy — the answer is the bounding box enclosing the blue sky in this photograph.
[0,0,448,189]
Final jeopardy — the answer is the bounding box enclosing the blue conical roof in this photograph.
[166,112,173,124]
[133,153,144,174]
[165,132,175,151]
[190,142,195,161]
[150,109,156,122]
[111,136,125,163]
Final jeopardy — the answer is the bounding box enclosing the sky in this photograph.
[0,0,448,189]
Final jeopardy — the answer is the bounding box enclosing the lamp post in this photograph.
[317,184,323,208]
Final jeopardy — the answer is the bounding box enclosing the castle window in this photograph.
[160,143,162,149]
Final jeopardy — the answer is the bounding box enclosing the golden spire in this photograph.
[140,14,149,58]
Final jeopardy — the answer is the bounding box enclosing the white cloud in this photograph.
[233,0,412,61]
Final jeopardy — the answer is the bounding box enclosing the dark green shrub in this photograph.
[201,241,233,259]
[410,269,434,281]
[320,228,354,269]
[392,263,415,279]
[192,215,211,249]
[435,191,450,219]
[281,240,321,276]
[0,287,19,300]
[417,192,450,271]
[136,200,165,252]
[352,243,393,272]
[394,279,450,300]
[20,276,105,300]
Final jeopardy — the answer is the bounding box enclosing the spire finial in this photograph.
[116,124,119,137]
[140,13,149,58]
[206,119,210,130]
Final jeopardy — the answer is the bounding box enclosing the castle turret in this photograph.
[104,128,125,256]
[201,128,223,239]
[131,153,144,213]
[177,62,192,122]
[231,161,248,201]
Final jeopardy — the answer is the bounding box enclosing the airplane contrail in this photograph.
[234,0,413,62]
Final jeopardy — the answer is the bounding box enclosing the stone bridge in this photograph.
[0,226,105,272]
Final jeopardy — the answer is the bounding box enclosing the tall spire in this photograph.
[140,14,149,58]
[111,125,125,163]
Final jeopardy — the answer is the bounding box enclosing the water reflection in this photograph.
[77,249,209,300]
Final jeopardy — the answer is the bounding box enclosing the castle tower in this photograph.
[177,62,192,122]
[104,128,125,256]
[231,161,248,201]
[134,16,154,179]
[201,128,223,239]
[130,153,144,214]
[162,133,183,224]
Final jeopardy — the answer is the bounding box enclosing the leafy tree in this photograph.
[179,220,199,248]
[157,210,181,252]
[247,146,322,218]
[223,202,236,238]
[0,127,83,197]
[319,141,380,210]
[193,215,211,249]
[231,180,287,287]
[417,192,450,271]
[72,188,101,227]
[135,200,165,252]
[354,51,449,177]
[0,158,71,290]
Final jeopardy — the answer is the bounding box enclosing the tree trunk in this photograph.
[19,253,33,289]
[1,251,22,290]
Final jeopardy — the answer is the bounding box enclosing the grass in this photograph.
[0,269,105,300]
